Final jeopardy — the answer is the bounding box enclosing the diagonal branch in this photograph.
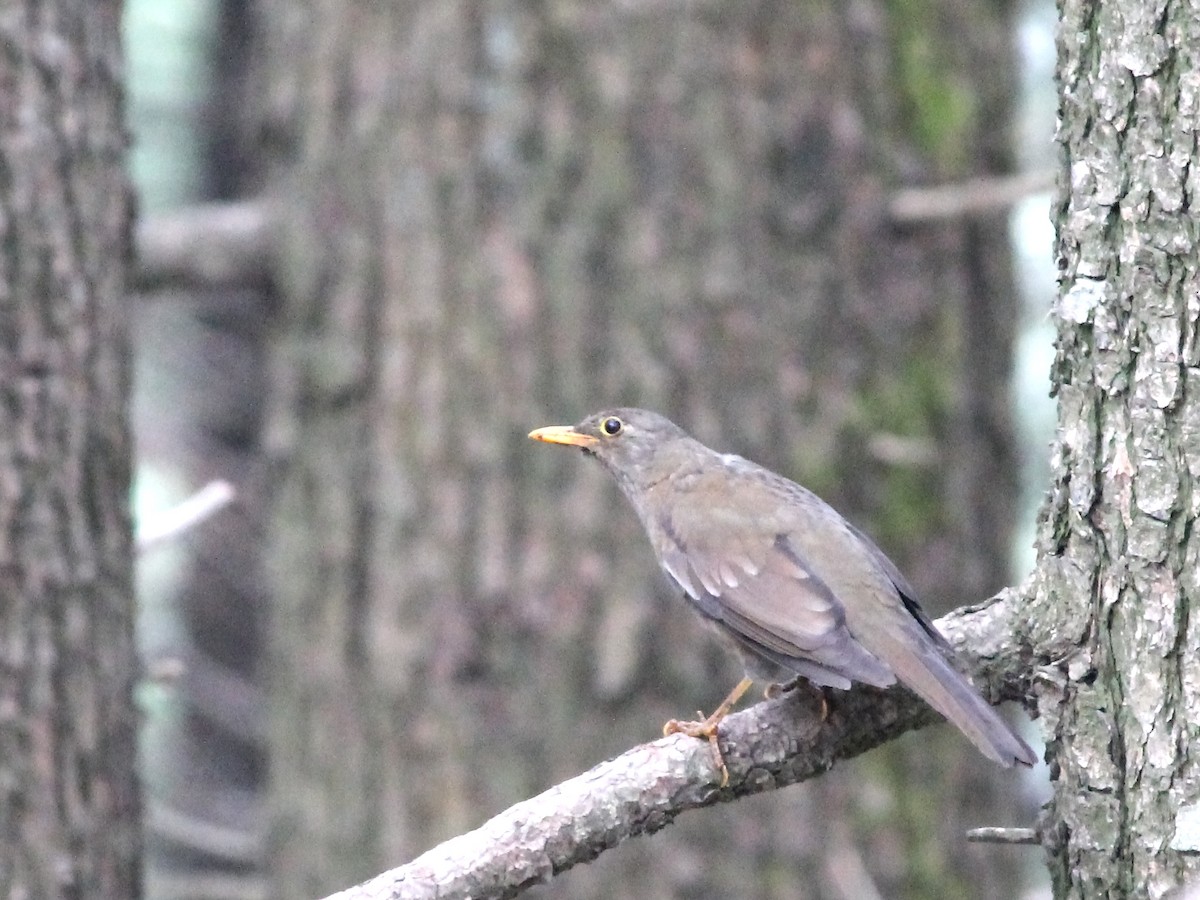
[136,480,237,552]
[326,588,1054,900]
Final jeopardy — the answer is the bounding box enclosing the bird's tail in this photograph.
[889,635,1036,768]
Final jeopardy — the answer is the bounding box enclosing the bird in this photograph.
[529,408,1036,782]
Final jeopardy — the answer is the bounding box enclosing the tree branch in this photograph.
[326,588,1053,900]
[134,201,274,290]
[887,170,1054,224]
[127,174,1053,295]
[136,480,237,551]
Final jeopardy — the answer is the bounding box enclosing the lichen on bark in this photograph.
[1038,0,1200,895]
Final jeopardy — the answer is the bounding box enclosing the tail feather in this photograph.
[889,637,1036,768]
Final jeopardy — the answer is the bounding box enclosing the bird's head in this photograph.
[529,408,692,495]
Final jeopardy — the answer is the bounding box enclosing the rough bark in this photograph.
[1035,0,1200,896]
[0,3,139,897]
[258,1,1025,898]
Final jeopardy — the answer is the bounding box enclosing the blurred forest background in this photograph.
[128,1,1058,898]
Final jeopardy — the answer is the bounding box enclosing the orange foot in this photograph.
[662,676,754,787]
[664,711,729,787]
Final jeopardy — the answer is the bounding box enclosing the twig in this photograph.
[826,822,886,900]
[888,170,1054,224]
[134,200,274,290]
[147,801,263,865]
[965,826,1040,845]
[137,480,237,551]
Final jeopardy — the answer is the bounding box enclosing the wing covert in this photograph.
[653,507,893,688]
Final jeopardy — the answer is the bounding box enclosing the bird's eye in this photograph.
[602,416,623,436]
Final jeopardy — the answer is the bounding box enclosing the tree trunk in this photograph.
[0,3,139,898]
[258,2,1024,897]
[1035,0,1200,896]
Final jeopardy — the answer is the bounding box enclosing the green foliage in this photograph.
[889,0,977,171]
[783,337,953,558]
[858,346,952,550]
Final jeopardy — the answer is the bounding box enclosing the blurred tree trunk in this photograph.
[1034,0,1200,896]
[257,2,1026,898]
[0,3,139,898]
[133,1,272,894]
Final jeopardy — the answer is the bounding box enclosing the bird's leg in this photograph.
[663,676,754,787]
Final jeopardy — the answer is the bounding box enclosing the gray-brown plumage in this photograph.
[530,408,1035,769]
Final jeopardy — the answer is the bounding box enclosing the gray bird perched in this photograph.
[530,408,1035,781]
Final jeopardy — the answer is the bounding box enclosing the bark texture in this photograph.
[1036,0,1200,896]
[258,2,1026,897]
[0,3,139,897]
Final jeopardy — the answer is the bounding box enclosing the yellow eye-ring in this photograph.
[602,416,623,436]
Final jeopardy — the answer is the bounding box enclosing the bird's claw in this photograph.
[664,713,730,787]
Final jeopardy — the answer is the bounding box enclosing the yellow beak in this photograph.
[528,425,599,448]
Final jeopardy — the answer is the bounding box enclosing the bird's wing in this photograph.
[843,519,955,654]
[651,481,895,689]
